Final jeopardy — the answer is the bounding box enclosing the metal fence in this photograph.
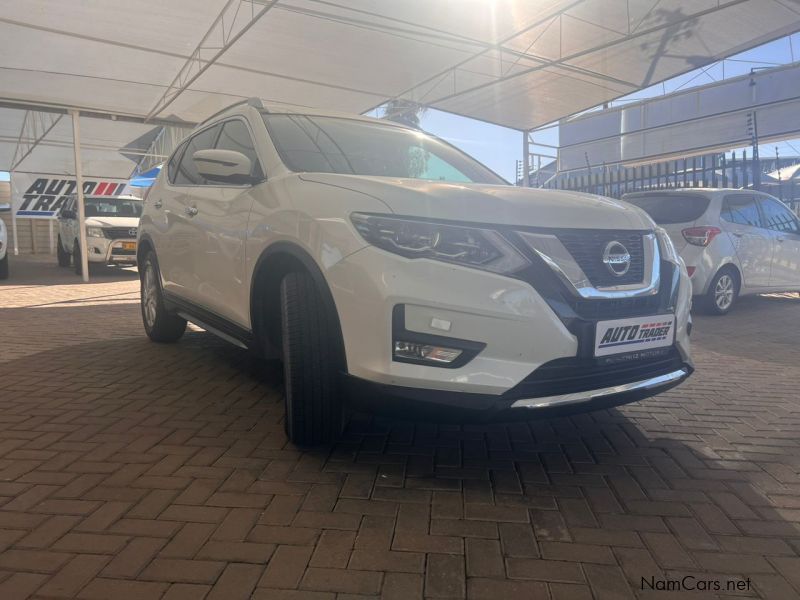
[541,152,800,210]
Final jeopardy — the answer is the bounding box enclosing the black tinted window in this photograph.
[174,125,221,185]
[760,198,799,234]
[721,195,762,227]
[624,194,709,224]
[263,114,505,185]
[216,120,263,179]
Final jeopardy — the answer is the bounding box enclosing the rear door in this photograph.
[758,196,800,289]
[719,194,772,288]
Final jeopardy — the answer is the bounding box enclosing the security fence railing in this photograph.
[540,152,800,212]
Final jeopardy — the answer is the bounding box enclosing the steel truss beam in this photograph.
[390,0,752,129]
[11,110,63,171]
[134,125,192,177]
[146,0,280,121]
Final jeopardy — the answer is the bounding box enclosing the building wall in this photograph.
[0,181,58,255]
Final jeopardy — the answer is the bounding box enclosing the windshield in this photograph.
[623,194,710,224]
[84,197,143,218]
[262,114,506,185]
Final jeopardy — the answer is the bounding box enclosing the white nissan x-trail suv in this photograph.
[138,99,693,445]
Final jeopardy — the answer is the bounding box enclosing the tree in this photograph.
[382,99,427,128]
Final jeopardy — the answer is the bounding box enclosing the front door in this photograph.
[182,118,264,328]
[719,194,772,288]
[759,197,800,289]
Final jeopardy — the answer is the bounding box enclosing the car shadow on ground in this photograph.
[0,256,139,287]
[2,300,800,598]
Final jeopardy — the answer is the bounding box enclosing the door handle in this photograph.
[185,206,198,217]
[153,199,162,209]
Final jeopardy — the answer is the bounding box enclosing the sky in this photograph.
[2,33,799,184]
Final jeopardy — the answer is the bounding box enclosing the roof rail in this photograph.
[199,98,264,126]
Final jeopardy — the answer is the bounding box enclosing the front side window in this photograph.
[167,141,187,184]
[759,198,800,234]
[216,119,263,179]
[174,124,222,185]
[262,114,505,185]
[721,195,762,228]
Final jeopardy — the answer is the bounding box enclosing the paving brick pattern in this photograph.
[2,255,800,599]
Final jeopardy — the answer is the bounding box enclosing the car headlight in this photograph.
[655,227,680,264]
[351,213,529,274]
[86,226,105,238]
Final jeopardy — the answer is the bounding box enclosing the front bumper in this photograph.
[86,237,138,265]
[328,240,693,409]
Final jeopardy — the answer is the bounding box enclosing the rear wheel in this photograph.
[57,236,70,267]
[702,267,739,315]
[280,271,343,446]
[0,254,8,280]
[140,251,186,342]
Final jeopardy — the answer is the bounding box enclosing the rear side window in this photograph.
[759,198,800,234]
[173,124,222,185]
[623,194,709,224]
[215,119,263,179]
[721,195,762,228]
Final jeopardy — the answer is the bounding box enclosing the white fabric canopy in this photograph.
[0,0,798,177]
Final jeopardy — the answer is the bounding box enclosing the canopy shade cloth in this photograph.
[1,0,799,135]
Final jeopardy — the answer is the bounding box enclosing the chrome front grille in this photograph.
[104,227,137,239]
[555,230,645,287]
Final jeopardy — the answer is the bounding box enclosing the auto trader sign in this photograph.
[11,173,131,219]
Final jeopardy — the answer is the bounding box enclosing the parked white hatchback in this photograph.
[138,99,693,445]
[623,189,800,314]
[57,194,142,273]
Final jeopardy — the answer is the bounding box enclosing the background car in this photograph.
[0,217,8,279]
[623,189,800,314]
[56,194,142,274]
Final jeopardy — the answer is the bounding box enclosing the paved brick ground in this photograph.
[2,255,800,599]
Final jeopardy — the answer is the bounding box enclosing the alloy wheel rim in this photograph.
[715,274,734,310]
[143,264,158,327]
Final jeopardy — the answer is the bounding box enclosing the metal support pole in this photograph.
[521,130,530,187]
[48,220,55,254]
[11,210,18,255]
[71,109,89,282]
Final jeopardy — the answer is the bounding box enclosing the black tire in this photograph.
[57,236,70,267]
[73,240,82,275]
[701,267,739,316]
[0,254,8,280]
[140,251,186,343]
[280,271,343,446]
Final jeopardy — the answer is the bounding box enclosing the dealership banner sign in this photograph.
[11,173,131,219]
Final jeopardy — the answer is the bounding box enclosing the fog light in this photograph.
[393,341,462,364]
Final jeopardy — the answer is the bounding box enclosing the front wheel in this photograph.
[702,267,739,315]
[280,271,343,446]
[57,236,70,267]
[140,251,186,343]
[0,254,8,280]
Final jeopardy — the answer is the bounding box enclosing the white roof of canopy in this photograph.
[0,0,798,177]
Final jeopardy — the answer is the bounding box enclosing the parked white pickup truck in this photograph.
[57,194,142,274]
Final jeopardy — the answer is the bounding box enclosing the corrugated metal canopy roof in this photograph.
[0,0,799,177]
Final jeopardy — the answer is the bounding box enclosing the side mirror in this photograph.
[193,149,254,184]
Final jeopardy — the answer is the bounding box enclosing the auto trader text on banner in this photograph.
[11,173,131,219]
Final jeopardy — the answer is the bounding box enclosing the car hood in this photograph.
[84,216,140,228]
[298,174,653,230]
